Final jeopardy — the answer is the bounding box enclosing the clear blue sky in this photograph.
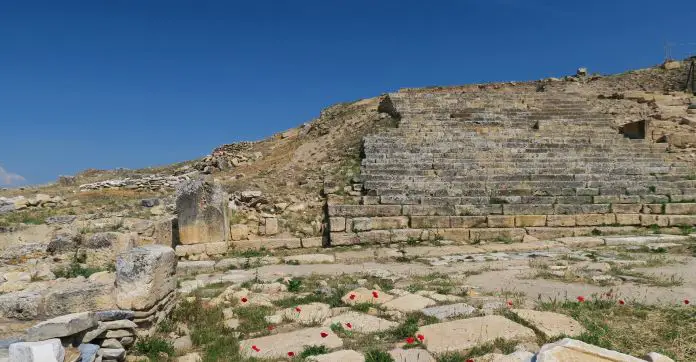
[1,1,695,186]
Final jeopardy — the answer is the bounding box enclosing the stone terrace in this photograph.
[328,89,696,245]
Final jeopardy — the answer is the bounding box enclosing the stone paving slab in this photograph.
[389,348,436,362]
[417,315,536,354]
[421,303,476,321]
[306,350,365,362]
[511,309,586,338]
[280,303,331,326]
[239,327,343,359]
[323,311,397,333]
[341,288,394,305]
[382,294,436,312]
[536,338,645,361]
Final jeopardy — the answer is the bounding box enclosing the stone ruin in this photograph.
[0,245,177,362]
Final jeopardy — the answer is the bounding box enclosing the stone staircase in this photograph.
[327,89,696,245]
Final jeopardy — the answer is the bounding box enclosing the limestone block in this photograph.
[26,312,97,341]
[382,294,436,312]
[640,215,669,227]
[546,215,576,227]
[330,233,361,246]
[323,311,397,333]
[115,245,177,310]
[175,179,229,245]
[615,214,641,226]
[230,224,249,241]
[205,241,228,255]
[329,217,346,232]
[390,229,426,242]
[328,205,402,217]
[389,348,436,362]
[233,238,302,250]
[556,237,604,248]
[450,216,487,228]
[403,205,454,216]
[435,228,470,242]
[665,203,696,214]
[284,254,334,264]
[642,203,665,215]
[353,217,408,231]
[510,309,585,338]
[421,303,476,321]
[417,315,535,354]
[456,204,503,216]
[525,228,575,240]
[239,327,343,359]
[611,204,642,214]
[575,214,615,226]
[357,230,391,244]
[487,216,515,228]
[411,216,450,229]
[280,303,331,326]
[9,339,64,362]
[515,215,547,227]
[301,237,324,248]
[341,288,394,305]
[503,204,553,215]
[152,216,177,247]
[264,218,279,235]
[175,244,206,257]
[470,228,526,242]
[668,215,696,226]
[536,338,644,361]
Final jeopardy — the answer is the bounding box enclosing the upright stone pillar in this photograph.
[175,178,229,245]
[115,245,176,311]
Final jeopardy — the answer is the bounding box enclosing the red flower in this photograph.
[345,322,352,329]
[506,300,513,307]
[251,345,260,352]
[417,334,425,341]
[372,291,379,298]
[685,299,690,305]
[618,300,625,305]
[406,337,415,344]
[466,359,474,362]
[267,325,275,331]
[349,294,356,300]
[577,296,585,303]
[288,351,295,357]
[241,297,248,303]
[295,307,302,312]
[320,332,328,338]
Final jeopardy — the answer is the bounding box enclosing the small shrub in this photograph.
[287,278,303,292]
[365,349,395,362]
[300,345,329,358]
[134,336,175,361]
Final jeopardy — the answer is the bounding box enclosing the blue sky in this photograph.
[1,1,695,186]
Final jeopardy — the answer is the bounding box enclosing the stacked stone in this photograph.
[78,173,195,192]
[328,90,696,245]
[0,194,66,214]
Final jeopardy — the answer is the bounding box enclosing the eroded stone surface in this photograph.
[421,303,476,321]
[280,303,331,325]
[511,309,586,338]
[323,311,397,333]
[115,245,177,310]
[417,315,536,354]
[389,348,436,362]
[341,288,394,305]
[26,312,97,341]
[383,294,436,312]
[536,338,645,361]
[306,350,365,362]
[9,339,65,362]
[239,327,343,359]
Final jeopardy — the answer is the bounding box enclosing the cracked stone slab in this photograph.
[421,303,476,321]
[323,311,397,333]
[511,309,585,338]
[382,294,436,312]
[239,327,342,359]
[306,350,365,361]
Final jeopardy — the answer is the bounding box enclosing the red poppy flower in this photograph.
[577,296,585,303]
[406,337,415,344]
[618,300,625,305]
[345,322,352,329]
[295,307,302,312]
[267,325,275,331]
[349,294,356,300]
[241,297,248,303]
[320,332,328,338]
[372,291,379,298]
[466,359,474,362]
[685,299,690,305]
[417,334,425,341]
[251,345,260,352]
[287,351,295,357]
[506,300,513,307]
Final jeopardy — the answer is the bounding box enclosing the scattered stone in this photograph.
[173,335,193,353]
[141,198,160,208]
[536,338,644,361]
[306,350,365,362]
[26,312,97,341]
[389,348,435,362]
[383,294,436,312]
[98,347,125,360]
[251,282,287,294]
[9,339,65,362]
[323,311,397,333]
[95,310,135,322]
[239,327,343,359]
[78,343,100,362]
[417,315,536,354]
[421,303,476,321]
[176,353,203,362]
[100,339,123,349]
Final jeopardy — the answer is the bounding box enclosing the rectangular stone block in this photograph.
[671,194,696,202]
[329,217,346,232]
[301,237,324,248]
[668,215,696,226]
[503,204,554,215]
[205,242,228,255]
[328,205,402,217]
[554,204,610,215]
[639,214,669,227]
[455,204,503,216]
[390,229,426,242]
[175,244,205,257]
[547,215,576,227]
[487,216,515,228]
[611,204,642,214]
[230,224,249,241]
[525,227,575,240]
[450,216,487,228]
[665,203,696,214]
[372,217,409,230]
[435,228,470,242]
[116,245,177,311]
[357,230,391,244]
[593,195,640,204]
[641,195,670,203]
[576,214,616,226]
[330,232,360,246]
[176,179,229,245]
[469,228,526,242]
[233,238,302,250]
[576,188,599,196]
[403,205,455,216]
[411,216,450,229]
[641,204,664,214]
[595,226,640,235]
[515,215,547,227]
[555,196,592,204]
[615,214,641,226]
[361,196,380,205]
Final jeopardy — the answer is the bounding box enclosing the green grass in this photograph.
[434,338,518,361]
[365,349,395,362]
[133,336,175,361]
[538,297,696,360]
[299,345,329,358]
[234,305,274,336]
[387,313,439,340]
[287,278,302,292]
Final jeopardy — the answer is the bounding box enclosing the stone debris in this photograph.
[78,173,194,192]
[26,312,97,341]
[8,339,64,362]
